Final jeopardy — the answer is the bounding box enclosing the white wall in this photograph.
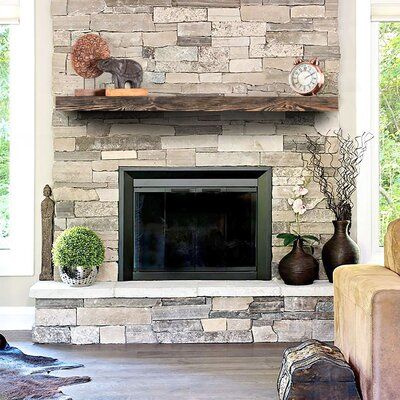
[338,0,358,241]
[0,0,53,307]
[354,0,383,263]
[338,0,357,137]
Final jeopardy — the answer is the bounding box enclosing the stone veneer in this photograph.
[53,111,337,281]
[33,295,333,344]
[51,0,339,282]
[52,0,339,96]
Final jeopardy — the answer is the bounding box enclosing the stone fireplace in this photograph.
[51,0,339,283]
[53,110,335,283]
[29,0,339,344]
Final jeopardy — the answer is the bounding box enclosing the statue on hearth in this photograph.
[39,185,55,281]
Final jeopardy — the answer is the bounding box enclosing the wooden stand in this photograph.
[74,89,105,97]
[105,88,149,97]
[277,340,361,400]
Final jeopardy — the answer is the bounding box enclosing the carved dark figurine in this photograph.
[40,184,55,281]
[97,58,143,89]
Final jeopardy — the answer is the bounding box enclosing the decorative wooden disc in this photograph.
[71,34,110,79]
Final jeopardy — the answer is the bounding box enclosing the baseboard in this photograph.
[0,307,34,330]
[1,330,32,341]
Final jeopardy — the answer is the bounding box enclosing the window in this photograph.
[0,26,9,249]
[0,0,34,276]
[377,22,400,244]
[356,1,400,262]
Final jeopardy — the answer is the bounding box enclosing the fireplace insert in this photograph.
[119,168,272,281]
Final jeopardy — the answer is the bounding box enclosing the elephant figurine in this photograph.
[97,57,143,89]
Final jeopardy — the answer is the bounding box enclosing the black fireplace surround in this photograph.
[119,168,272,281]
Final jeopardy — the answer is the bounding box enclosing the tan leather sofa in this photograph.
[334,219,400,400]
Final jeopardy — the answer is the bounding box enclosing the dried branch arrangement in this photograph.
[303,129,374,221]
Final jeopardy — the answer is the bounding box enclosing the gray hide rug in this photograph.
[0,333,90,400]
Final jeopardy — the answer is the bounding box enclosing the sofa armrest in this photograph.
[334,264,400,400]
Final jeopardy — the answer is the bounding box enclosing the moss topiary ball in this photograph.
[53,226,105,269]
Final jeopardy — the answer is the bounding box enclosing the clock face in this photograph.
[289,62,323,95]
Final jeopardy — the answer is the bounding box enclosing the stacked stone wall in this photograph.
[51,0,340,281]
[33,295,334,344]
[52,0,339,97]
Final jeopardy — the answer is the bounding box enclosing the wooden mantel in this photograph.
[55,95,338,113]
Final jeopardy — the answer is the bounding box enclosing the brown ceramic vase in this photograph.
[322,220,360,283]
[279,238,319,286]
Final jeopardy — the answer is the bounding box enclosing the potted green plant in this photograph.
[277,176,322,285]
[53,226,105,287]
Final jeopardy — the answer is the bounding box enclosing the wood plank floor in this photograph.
[5,331,289,400]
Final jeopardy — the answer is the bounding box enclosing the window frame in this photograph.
[357,0,399,264]
[0,0,34,276]
[370,21,383,259]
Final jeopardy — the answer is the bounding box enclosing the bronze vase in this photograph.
[322,220,360,283]
[279,238,319,286]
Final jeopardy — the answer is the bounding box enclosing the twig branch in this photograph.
[304,130,373,221]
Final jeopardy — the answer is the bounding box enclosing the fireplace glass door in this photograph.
[119,169,272,281]
[134,187,256,276]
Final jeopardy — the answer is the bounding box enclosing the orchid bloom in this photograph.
[292,198,307,215]
[284,177,318,237]
[293,185,308,197]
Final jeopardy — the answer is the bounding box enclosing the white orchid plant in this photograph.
[277,176,322,249]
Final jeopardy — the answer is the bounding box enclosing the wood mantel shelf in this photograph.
[55,95,338,113]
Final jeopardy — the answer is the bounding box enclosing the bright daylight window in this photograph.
[0,26,10,250]
[377,22,400,244]
[0,0,34,276]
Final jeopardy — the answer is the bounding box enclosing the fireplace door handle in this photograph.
[169,188,197,193]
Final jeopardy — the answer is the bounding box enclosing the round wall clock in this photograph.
[289,58,324,96]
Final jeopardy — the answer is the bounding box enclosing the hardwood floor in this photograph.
[5,331,288,400]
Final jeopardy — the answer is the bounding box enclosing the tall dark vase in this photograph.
[322,220,360,283]
[279,238,319,286]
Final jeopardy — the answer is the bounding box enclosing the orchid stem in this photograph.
[296,214,301,237]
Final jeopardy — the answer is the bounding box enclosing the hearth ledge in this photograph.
[29,280,333,299]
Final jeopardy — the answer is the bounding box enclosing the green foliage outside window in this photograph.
[0,26,9,246]
[379,23,400,244]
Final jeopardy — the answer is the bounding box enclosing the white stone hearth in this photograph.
[30,280,334,344]
[30,280,333,299]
